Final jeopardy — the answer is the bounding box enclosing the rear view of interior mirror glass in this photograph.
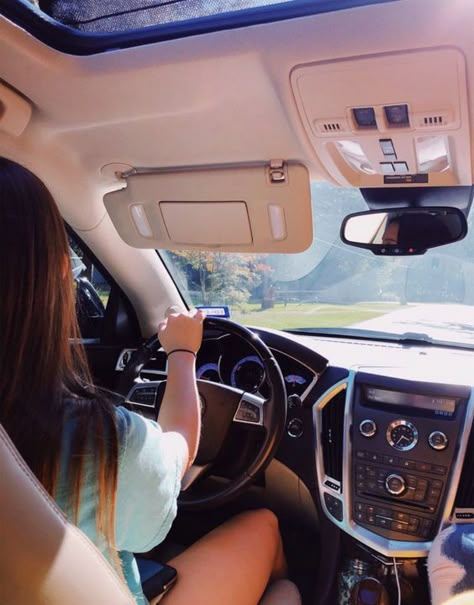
[340,207,467,255]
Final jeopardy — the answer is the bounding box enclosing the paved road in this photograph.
[353,303,474,346]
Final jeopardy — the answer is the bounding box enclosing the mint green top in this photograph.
[55,406,187,604]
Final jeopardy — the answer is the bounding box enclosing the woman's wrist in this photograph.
[167,348,197,358]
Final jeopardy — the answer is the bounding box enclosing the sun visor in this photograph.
[103,161,312,252]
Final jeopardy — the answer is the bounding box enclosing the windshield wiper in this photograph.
[286,327,474,351]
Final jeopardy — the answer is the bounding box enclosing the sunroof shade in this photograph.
[4,0,397,54]
[38,0,302,33]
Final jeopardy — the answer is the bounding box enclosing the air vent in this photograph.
[414,111,452,129]
[454,422,474,517]
[423,115,443,126]
[323,122,342,132]
[321,388,346,485]
[314,118,349,135]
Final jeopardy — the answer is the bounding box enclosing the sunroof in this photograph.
[38,0,305,33]
[3,0,397,54]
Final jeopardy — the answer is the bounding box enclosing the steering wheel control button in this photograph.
[428,430,449,451]
[287,418,303,438]
[385,474,406,496]
[324,493,343,522]
[387,419,419,451]
[128,385,157,407]
[234,400,261,424]
[359,419,377,438]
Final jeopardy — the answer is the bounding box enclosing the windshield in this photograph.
[160,181,474,347]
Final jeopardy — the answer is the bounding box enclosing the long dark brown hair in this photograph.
[0,157,120,562]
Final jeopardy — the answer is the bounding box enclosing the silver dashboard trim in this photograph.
[445,388,474,525]
[314,370,474,558]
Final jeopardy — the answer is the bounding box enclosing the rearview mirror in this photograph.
[340,207,467,255]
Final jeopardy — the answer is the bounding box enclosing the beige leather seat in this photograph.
[0,424,301,605]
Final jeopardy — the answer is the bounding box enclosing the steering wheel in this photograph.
[117,317,287,510]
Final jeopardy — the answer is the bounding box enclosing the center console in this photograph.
[314,369,473,557]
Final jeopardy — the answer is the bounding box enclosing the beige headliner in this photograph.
[1,0,473,333]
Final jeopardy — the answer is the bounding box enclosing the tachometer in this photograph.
[196,362,220,382]
[230,355,265,393]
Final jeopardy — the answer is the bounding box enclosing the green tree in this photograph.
[168,251,270,307]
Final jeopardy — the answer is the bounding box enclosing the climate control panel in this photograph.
[316,372,471,556]
[350,381,465,543]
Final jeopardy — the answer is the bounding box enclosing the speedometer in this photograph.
[196,362,220,382]
[230,355,265,393]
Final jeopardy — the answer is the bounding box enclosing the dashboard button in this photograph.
[416,461,431,473]
[368,452,381,463]
[400,459,416,470]
[384,455,398,465]
[324,493,343,522]
[287,418,303,438]
[287,394,303,409]
[432,465,447,475]
[408,518,420,532]
[360,419,377,438]
[385,474,406,496]
[376,516,391,528]
[428,431,449,451]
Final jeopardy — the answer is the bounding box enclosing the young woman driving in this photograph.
[0,157,291,605]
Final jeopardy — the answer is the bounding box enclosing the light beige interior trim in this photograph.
[0,424,135,605]
[0,81,32,136]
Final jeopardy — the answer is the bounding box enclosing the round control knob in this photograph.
[428,430,449,451]
[385,474,406,496]
[359,419,377,438]
[287,418,303,438]
[287,394,303,409]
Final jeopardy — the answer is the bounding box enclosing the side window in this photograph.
[69,237,112,339]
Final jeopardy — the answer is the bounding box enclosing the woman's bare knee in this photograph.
[163,508,287,605]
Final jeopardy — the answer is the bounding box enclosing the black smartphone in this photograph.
[136,558,178,602]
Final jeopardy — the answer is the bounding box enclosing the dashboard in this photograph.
[122,325,474,560]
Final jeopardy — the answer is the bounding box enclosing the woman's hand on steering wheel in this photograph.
[158,307,205,356]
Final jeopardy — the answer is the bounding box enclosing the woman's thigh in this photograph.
[161,509,286,605]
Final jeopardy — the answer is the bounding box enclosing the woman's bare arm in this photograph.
[157,309,204,472]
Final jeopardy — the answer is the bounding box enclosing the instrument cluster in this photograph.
[196,334,315,398]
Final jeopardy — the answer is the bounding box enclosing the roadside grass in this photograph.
[231,302,403,330]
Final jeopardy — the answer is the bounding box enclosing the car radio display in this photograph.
[364,386,457,414]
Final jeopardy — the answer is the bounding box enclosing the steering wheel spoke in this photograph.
[125,380,165,418]
[180,463,213,491]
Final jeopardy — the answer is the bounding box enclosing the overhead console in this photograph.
[314,370,474,557]
[291,48,472,188]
